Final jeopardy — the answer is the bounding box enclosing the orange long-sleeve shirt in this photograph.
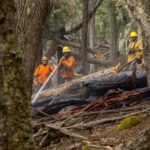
[60,56,75,79]
[34,64,55,85]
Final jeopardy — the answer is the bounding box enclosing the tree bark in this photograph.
[32,70,147,106]
[33,81,148,116]
[120,0,150,148]
[122,0,150,85]
[109,2,118,64]
[16,0,50,95]
[35,37,43,68]
[0,1,35,149]
[89,0,97,73]
[82,0,89,75]
[0,0,52,149]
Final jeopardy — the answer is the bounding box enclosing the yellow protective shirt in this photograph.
[128,40,143,63]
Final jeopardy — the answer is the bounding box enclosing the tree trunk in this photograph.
[0,1,35,149]
[82,0,89,75]
[57,46,63,84]
[109,2,118,64]
[122,0,150,85]
[16,0,50,95]
[89,0,97,73]
[120,0,150,148]
[35,37,43,68]
[0,0,52,149]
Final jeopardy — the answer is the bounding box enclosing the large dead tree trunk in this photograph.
[32,70,147,116]
[32,70,148,116]
[109,2,118,64]
[82,0,89,75]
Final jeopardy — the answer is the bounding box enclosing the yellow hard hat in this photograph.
[41,56,48,61]
[62,46,71,53]
[130,32,138,38]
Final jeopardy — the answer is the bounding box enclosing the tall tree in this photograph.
[0,0,51,149]
[122,0,150,83]
[109,1,118,64]
[82,0,89,75]
[118,0,150,148]
[89,0,97,73]
[16,0,50,93]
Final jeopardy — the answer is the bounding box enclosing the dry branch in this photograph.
[46,124,88,141]
[67,108,150,129]
[65,0,105,34]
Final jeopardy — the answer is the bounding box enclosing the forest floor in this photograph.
[32,68,149,150]
[33,101,150,150]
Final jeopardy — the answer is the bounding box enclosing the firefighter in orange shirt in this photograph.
[60,46,75,83]
[34,56,55,88]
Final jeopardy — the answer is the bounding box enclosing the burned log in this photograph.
[84,69,147,96]
[32,70,147,117]
[33,69,147,102]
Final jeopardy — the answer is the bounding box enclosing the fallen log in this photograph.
[32,68,113,102]
[84,70,147,96]
[33,69,147,102]
[32,70,147,116]
[58,87,150,117]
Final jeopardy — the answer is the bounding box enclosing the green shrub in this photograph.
[117,115,141,131]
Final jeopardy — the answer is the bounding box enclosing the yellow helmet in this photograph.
[130,32,138,38]
[41,56,48,61]
[62,46,71,53]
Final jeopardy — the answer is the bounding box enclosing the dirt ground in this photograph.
[40,103,150,150]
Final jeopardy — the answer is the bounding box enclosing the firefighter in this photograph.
[34,56,55,88]
[60,46,75,83]
[127,31,144,71]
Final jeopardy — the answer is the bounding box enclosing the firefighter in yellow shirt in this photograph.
[128,32,144,70]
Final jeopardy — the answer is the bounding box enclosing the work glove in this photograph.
[128,48,135,55]
[59,56,65,64]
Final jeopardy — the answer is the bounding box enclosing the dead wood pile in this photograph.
[31,69,150,150]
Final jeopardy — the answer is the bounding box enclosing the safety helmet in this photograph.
[41,56,48,61]
[130,32,138,38]
[62,46,71,53]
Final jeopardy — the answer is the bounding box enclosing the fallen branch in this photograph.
[38,132,49,148]
[59,106,145,120]
[46,124,88,141]
[31,107,58,119]
[58,87,150,117]
[66,143,81,150]
[67,108,150,129]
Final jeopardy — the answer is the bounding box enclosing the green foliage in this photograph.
[117,116,141,131]
[82,144,91,150]
[82,144,96,150]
